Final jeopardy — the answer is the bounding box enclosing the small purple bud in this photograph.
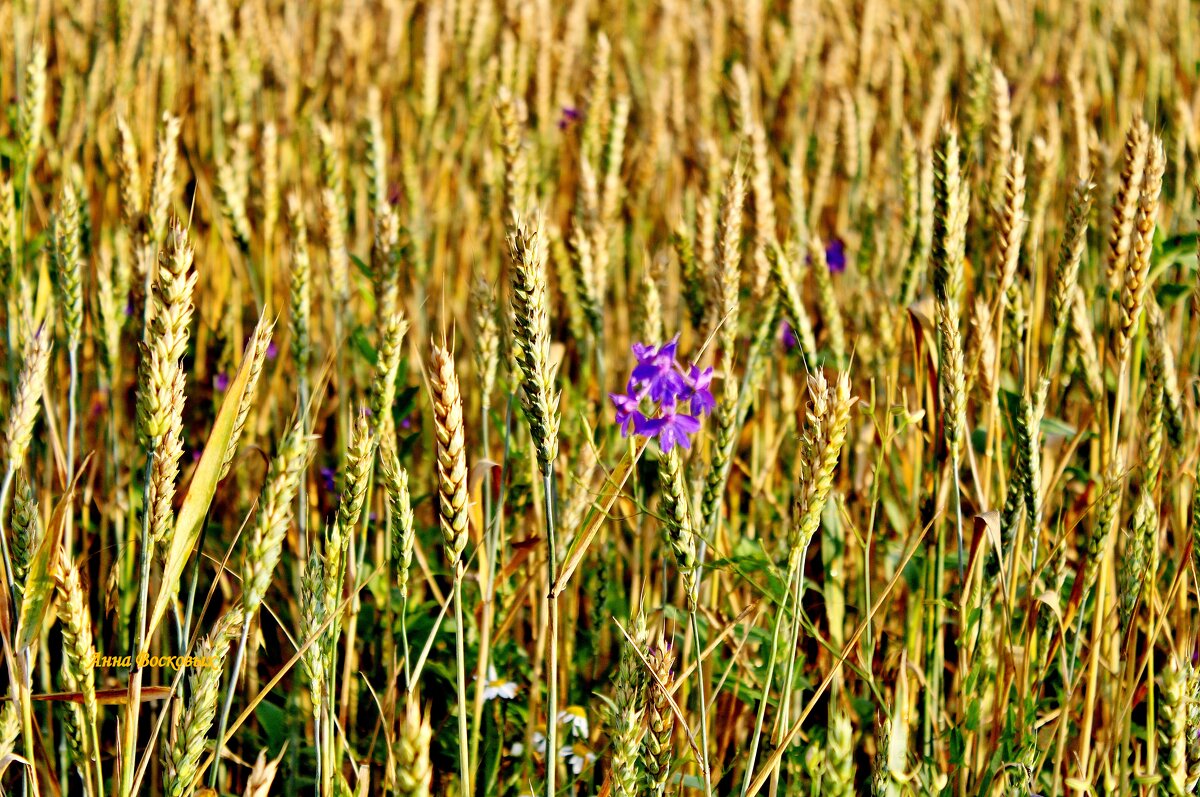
[826,238,846,274]
[215,372,230,392]
[780,321,798,350]
[320,467,337,492]
[266,341,278,360]
[559,106,581,130]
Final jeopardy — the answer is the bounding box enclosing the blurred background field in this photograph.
[1,1,1200,796]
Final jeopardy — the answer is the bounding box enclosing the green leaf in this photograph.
[477,709,501,797]
[351,325,378,365]
[1154,231,1198,269]
[146,314,269,649]
[1039,416,1077,438]
[1155,282,1193,306]
[350,253,372,280]
[254,699,290,751]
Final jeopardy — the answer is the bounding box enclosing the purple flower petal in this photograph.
[656,413,701,451]
[684,365,715,415]
[826,239,846,274]
[633,413,663,438]
[633,364,686,403]
[215,372,230,392]
[611,391,642,435]
[558,107,581,130]
[780,321,798,350]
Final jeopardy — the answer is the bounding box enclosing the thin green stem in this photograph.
[65,346,78,553]
[401,599,412,690]
[210,619,251,790]
[740,563,794,796]
[121,452,155,797]
[691,612,713,796]
[471,409,493,770]
[771,547,808,794]
[953,454,965,581]
[544,469,559,797]
[181,517,211,658]
[313,709,323,797]
[454,571,471,795]
[298,376,310,555]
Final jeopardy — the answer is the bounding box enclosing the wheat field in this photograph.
[0,0,1199,795]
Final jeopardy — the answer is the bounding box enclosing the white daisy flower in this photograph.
[481,665,518,701]
[558,705,589,738]
[531,727,547,755]
[560,742,597,775]
[509,741,524,757]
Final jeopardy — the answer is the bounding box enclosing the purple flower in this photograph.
[610,391,644,436]
[611,336,712,452]
[266,341,279,360]
[649,412,701,452]
[215,372,230,391]
[780,321,798,350]
[320,467,337,492]
[559,106,581,130]
[826,238,846,274]
[632,338,686,403]
[684,366,715,416]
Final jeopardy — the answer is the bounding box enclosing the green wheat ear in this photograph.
[394,695,433,797]
[508,214,561,478]
[380,434,415,598]
[658,445,698,611]
[163,607,245,797]
[791,371,855,567]
[1160,655,1189,796]
[242,422,313,619]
